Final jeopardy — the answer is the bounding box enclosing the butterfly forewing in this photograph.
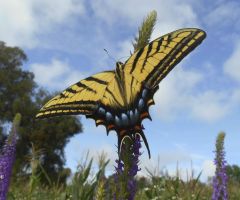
[123,28,206,89]
[101,76,125,108]
[36,71,115,118]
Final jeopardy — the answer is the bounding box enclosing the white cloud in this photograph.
[154,67,200,121]
[190,90,231,122]
[90,0,200,49]
[29,59,86,91]
[154,67,233,122]
[205,1,240,29]
[0,0,85,47]
[231,89,240,103]
[91,0,199,33]
[32,0,84,26]
[0,0,37,47]
[224,41,240,82]
[0,0,202,57]
[201,160,215,180]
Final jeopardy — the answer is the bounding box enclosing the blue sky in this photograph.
[1,0,240,181]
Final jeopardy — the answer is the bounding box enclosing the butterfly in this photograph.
[36,28,206,158]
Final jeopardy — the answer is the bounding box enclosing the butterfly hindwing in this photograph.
[36,71,115,118]
[123,28,206,89]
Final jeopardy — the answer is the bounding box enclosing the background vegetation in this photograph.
[6,152,240,199]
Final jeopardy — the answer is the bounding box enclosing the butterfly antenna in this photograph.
[104,49,117,63]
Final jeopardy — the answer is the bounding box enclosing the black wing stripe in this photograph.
[85,77,108,85]
[66,88,77,93]
[130,75,134,103]
[141,42,153,73]
[36,111,91,118]
[130,48,144,74]
[47,100,97,107]
[40,106,94,112]
[155,38,163,53]
[148,31,205,86]
[140,37,172,73]
[60,93,67,98]
[76,82,96,93]
[147,33,194,84]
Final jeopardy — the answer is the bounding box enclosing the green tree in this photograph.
[0,41,33,122]
[0,41,82,184]
[226,164,240,183]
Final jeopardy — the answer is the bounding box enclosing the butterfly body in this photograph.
[85,80,158,157]
[36,28,206,158]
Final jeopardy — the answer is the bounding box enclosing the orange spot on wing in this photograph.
[140,112,149,119]
[107,124,115,129]
[134,125,142,131]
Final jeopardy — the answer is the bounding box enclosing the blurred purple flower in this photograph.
[212,132,228,200]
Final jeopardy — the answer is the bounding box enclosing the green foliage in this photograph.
[13,81,82,185]
[0,42,33,123]
[7,113,21,144]
[8,153,240,200]
[226,164,240,183]
[8,152,110,200]
[215,132,225,153]
[67,152,109,200]
[6,149,240,199]
[95,151,109,200]
[132,10,157,52]
[140,163,210,200]
[0,41,83,185]
[226,164,240,199]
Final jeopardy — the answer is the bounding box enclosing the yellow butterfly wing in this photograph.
[101,76,126,108]
[123,28,206,91]
[36,28,206,118]
[36,71,116,118]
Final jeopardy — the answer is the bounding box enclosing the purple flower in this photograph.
[0,114,20,200]
[0,134,16,199]
[114,134,142,200]
[113,159,124,200]
[127,134,141,200]
[212,132,228,200]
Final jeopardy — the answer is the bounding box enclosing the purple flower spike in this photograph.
[113,159,124,200]
[0,114,20,200]
[127,134,142,200]
[0,140,16,199]
[212,132,228,200]
[114,134,142,200]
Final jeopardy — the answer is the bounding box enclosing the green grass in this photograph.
[7,153,240,200]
